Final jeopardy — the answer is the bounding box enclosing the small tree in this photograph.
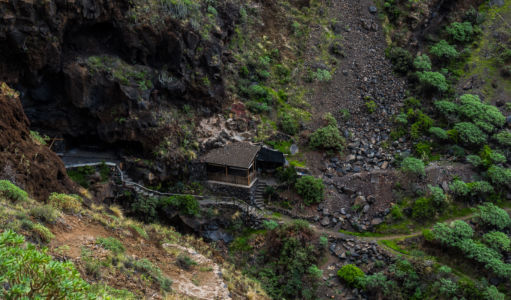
[309,125,344,150]
[400,157,425,177]
[413,54,432,71]
[430,40,459,60]
[280,113,300,135]
[446,22,474,43]
[295,176,324,206]
[417,71,449,92]
[337,264,365,288]
[387,47,412,74]
[487,165,511,186]
[429,127,448,140]
[473,203,511,230]
[453,122,488,146]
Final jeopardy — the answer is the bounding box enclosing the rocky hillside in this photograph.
[0,83,74,200]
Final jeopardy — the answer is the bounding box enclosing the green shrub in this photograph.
[434,100,459,117]
[30,205,60,224]
[0,230,95,298]
[428,127,448,140]
[412,197,435,220]
[417,71,448,92]
[160,195,199,216]
[446,22,474,43]
[457,94,505,132]
[430,40,459,60]
[395,113,408,125]
[390,204,404,221]
[487,165,511,186]
[276,166,298,186]
[295,176,324,206]
[0,180,28,202]
[413,54,432,71]
[309,125,344,150]
[387,47,412,74]
[360,272,391,294]
[312,69,332,82]
[432,220,473,247]
[32,223,55,243]
[400,157,425,177]
[365,100,377,113]
[453,122,487,146]
[483,231,510,252]
[323,112,338,127]
[176,254,198,270]
[466,155,483,167]
[48,193,82,213]
[483,286,505,300]
[449,179,470,197]
[493,131,511,147]
[337,264,365,288]
[263,220,279,230]
[280,113,300,135]
[131,196,159,222]
[428,185,446,206]
[473,203,511,230]
[130,258,172,292]
[467,181,494,196]
[97,237,125,254]
[438,278,458,296]
[30,130,49,145]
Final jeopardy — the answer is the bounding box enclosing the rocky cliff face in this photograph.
[0,0,240,171]
[0,83,75,200]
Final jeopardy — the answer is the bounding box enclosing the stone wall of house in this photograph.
[206,179,258,202]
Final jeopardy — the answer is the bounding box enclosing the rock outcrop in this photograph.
[0,0,241,179]
[0,83,75,200]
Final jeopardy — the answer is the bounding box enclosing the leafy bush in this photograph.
[432,220,473,247]
[417,71,448,92]
[387,47,412,74]
[48,193,82,213]
[446,22,474,43]
[160,195,199,216]
[457,94,505,132]
[466,155,483,167]
[473,203,511,230]
[312,69,332,82]
[483,286,505,300]
[263,220,279,230]
[0,180,28,202]
[483,231,510,252]
[400,157,425,177]
[412,197,436,220]
[493,131,511,147]
[130,258,172,292]
[453,122,487,146]
[176,254,198,270]
[449,179,469,197]
[295,176,324,206]
[323,112,337,127]
[487,165,511,186]
[429,127,448,140]
[0,230,97,298]
[390,204,404,221]
[337,264,365,288]
[413,54,432,71]
[437,278,458,296]
[280,113,300,135]
[131,196,159,222]
[434,100,459,117]
[365,100,377,113]
[467,181,494,196]
[428,185,446,206]
[30,205,60,224]
[276,166,298,186]
[32,223,55,243]
[430,40,459,60]
[361,272,391,294]
[97,237,125,254]
[309,125,344,150]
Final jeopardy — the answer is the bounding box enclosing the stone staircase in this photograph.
[253,181,267,209]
